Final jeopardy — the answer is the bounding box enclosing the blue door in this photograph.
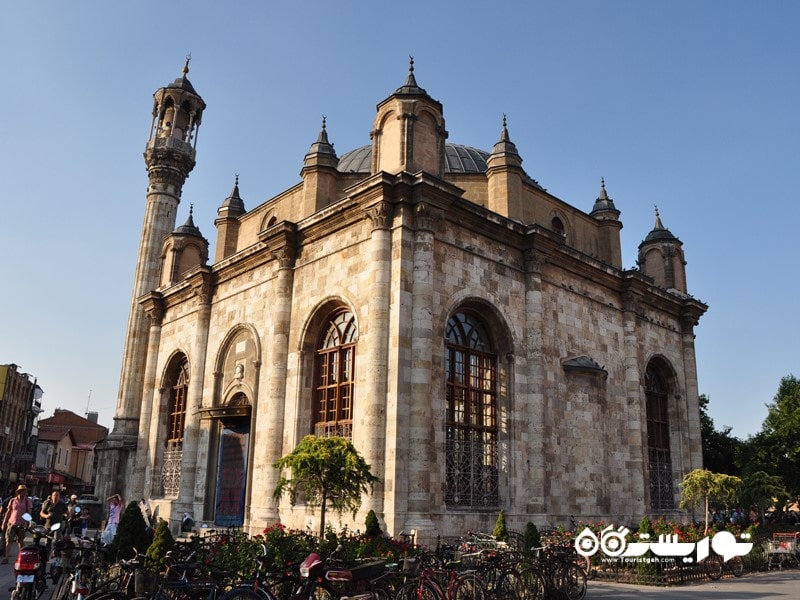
[214,424,249,526]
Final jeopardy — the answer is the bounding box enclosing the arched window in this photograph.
[161,356,189,497]
[167,359,189,447]
[551,217,565,236]
[445,311,499,508]
[646,364,674,510]
[314,310,357,438]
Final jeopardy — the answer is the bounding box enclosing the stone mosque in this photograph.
[97,59,707,541]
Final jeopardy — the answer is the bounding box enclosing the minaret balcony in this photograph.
[147,135,196,158]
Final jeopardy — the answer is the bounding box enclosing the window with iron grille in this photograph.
[313,310,356,438]
[445,311,499,508]
[646,364,674,510]
[167,360,189,447]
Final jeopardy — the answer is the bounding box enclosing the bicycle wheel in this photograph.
[495,570,522,600]
[728,556,744,578]
[517,568,545,600]
[452,573,485,600]
[560,563,586,600]
[395,581,441,600]
[704,556,723,580]
[50,575,67,600]
[220,588,272,600]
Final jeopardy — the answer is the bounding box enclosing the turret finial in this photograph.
[409,55,414,74]
[234,173,239,186]
[183,54,191,76]
[322,115,327,130]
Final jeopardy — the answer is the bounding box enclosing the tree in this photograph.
[273,435,380,538]
[699,394,744,475]
[107,501,152,562]
[493,510,508,541]
[364,509,382,538]
[679,469,742,534]
[739,470,788,522]
[758,375,800,495]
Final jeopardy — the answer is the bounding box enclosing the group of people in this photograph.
[0,484,124,565]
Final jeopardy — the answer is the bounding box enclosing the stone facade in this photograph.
[97,60,707,542]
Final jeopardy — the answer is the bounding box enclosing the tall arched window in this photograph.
[162,356,189,497]
[314,310,357,438]
[167,359,189,447]
[445,311,499,508]
[646,364,674,510]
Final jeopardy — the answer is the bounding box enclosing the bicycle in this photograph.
[522,546,586,600]
[394,556,485,600]
[703,551,743,580]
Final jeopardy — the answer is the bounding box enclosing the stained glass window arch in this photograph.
[445,310,499,508]
[313,309,357,438]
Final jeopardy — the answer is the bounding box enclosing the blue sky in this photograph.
[1,1,797,440]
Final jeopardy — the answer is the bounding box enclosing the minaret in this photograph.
[105,59,206,477]
[637,206,687,292]
[590,178,623,268]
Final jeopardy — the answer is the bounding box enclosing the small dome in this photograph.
[174,206,203,237]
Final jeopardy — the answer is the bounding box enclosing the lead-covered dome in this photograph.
[337,143,489,174]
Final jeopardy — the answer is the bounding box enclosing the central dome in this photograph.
[337,143,489,174]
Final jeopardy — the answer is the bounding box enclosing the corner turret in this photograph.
[590,178,623,268]
[371,58,447,176]
[215,176,246,262]
[300,117,339,215]
[637,206,687,293]
[486,115,526,222]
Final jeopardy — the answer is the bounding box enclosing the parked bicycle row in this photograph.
[10,524,589,600]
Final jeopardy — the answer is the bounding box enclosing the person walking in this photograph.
[1,484,34,564]
[101,494,123,545]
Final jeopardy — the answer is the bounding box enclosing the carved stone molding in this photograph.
[140,292,165,326]
[270,245,296,269]
[414,202,440,232]
[524,249,548,274]
[366,201,393,230]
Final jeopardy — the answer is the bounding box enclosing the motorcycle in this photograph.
[296,546,388,600]
[10,513,62,600]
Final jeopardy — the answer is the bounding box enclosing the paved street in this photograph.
[587,570,800,599]
[1,539,798,600]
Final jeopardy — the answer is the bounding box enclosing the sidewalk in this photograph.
[587,569,800,599]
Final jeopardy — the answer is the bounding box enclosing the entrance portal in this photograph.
[215,423,249,526]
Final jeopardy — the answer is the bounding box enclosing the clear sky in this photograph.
[1,1,797,439]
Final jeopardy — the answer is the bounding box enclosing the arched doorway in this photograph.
[203,392,251,526]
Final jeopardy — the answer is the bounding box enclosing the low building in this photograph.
[31,409,107,497]
[0,364,42,495]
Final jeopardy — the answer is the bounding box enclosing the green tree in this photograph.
[145,519,175,569]
[679,469,742,534]
[364,509,382,538]
[523,522,541,559]
[699,394,745,475]
[758,375,800,495]
[273,435,380,538]
[107,501,152,562]
[739,470,789,522]
[493,510,508,541]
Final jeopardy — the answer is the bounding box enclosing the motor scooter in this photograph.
[296,545,388,600]
[10,513,62,600]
